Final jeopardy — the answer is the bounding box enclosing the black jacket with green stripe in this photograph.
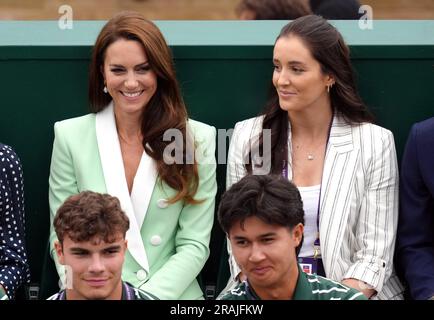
[220,267,367,300]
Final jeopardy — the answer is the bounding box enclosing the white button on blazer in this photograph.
[150,235,162,246]
[136,269,147,281]
[157,198,168,209]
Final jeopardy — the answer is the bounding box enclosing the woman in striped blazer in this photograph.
[223,15,404,299]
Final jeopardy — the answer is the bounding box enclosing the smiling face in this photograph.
[102,38,158,117]
[55,233,127,300]
[272,35,334,115]
[229,216,303,295]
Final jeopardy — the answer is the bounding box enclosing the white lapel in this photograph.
[130,151,157,229]
[318,115,359,276]
[95,102,150,273]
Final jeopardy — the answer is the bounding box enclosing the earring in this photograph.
[326,84,330,93]
[103,86,108,93]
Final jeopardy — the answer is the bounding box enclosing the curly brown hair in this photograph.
[54,191,129,244]
[88,11,200,204]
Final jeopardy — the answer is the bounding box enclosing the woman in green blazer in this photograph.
[48,12,217,300]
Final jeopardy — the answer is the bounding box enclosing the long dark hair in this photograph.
[247,14,374,174]
[89,11,199,204]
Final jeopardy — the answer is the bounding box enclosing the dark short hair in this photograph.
[54,191,129,244]
[218,174,304,235]
[310,0,362,20]
[236,0,311,20]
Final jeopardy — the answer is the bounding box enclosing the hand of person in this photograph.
[342,278,376,299]
[0,284,8,300]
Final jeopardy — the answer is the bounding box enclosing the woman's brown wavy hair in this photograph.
[89,11,199,204]
[247,15,375,174]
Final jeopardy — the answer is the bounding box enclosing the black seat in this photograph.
[38,241,60,299]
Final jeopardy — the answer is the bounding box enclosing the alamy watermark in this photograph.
[59,264,74,290]
[58,4,73,30]
[359,5,374,30]
[160,127,272,175]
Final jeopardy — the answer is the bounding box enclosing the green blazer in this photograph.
[49,103,217,299]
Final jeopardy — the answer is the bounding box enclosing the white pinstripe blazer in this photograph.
[225,114,404,300]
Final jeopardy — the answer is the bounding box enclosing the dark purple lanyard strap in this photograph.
[123,282,134,300]
[283,113,334,247]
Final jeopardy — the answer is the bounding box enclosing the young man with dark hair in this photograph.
[48,191,156,300]
[218,174,366,300]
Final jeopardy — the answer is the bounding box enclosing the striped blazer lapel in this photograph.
[319,116,359,277]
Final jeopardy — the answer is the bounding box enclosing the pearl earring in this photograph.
[103,86,108,93]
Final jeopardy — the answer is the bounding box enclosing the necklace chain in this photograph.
[293,140,326,161]
[118,132,142,147]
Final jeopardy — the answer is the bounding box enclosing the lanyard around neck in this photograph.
[282,113,334,250]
